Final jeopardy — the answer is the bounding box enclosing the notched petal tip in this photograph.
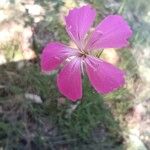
[65,4,95,18]
[100,71,125,94]
[115,15,133,39]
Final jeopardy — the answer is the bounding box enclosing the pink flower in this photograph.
[41,5,132,101]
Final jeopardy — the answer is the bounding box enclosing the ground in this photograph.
[0,0,150,150]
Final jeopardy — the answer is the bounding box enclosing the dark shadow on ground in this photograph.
[0,59,125,150]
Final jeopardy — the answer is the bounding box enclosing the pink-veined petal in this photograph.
[57,58,82,101]
[86,15,132,50]
[85,56,125,94]
[65,5,96,49]
[41,42,75,72]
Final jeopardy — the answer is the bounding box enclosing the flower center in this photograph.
[78,50,88,58]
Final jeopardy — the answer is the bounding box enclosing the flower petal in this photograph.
[57,58,82,101]
[41,42,75,72]
[85,56,125,94]
[86,15,132,50]
[65,5,96,49]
